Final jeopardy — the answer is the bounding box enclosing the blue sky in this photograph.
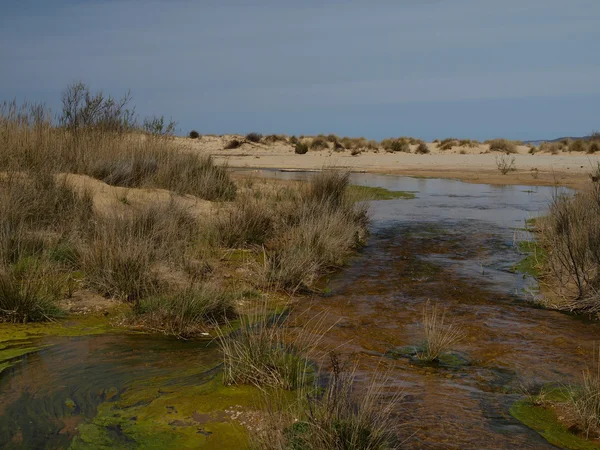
[1,0,599,140]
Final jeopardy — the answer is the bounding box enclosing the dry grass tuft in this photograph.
[417,301,464,362]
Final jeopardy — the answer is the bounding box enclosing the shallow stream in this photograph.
[2,172,599,449]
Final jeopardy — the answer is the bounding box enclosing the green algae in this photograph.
[70,373,259,449]
[386,345,470,369]
[510,390,600,450]
[348,185,416,201]
[511,240,547,278]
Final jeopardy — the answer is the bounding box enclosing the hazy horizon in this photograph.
[2,0,599,141]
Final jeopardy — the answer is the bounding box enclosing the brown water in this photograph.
[262,171,600,448]
[2,172,600,449]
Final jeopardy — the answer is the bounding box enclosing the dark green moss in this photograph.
[348,185,416,201]
[511,391,600,450]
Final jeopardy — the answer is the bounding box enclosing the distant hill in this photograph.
[523,135,597,145]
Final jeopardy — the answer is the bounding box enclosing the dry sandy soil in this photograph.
[182,135,600,189]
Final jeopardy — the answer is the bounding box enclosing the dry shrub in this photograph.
[486,138,518,154]
[135,284,236,338]
[415,142,430,154]
[538,185,600,312]
[326,134,339,143]
[540,142,565,154]
[225,139,244,150]
[496,154,516,174]
[569,140,589,153]
[351,148,362,156]
[295,142,309,154]
[417,301,464,362]
[189,130,200,139]
[310,137,329,151]
[381,138,410,153]
[246,132,263,143]
[459,139,479,148]
[588,142,600,154]
[438,138,458,151]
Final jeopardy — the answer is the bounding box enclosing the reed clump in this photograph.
[417,301,464,362]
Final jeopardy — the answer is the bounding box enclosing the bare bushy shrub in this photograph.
[538,185,600,312]
[496,154,516,174]
[569,139,589,153]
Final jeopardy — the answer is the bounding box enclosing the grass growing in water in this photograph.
[417,301,464,362]
[251,354,402,450]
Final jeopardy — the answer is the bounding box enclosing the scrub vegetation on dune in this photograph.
[0,84,369,333]
[0,84,401,447]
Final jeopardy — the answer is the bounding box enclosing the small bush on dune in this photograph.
[326,134,339,142]
[589,142,600,154]
[416,142,430,154]
[135,284,236,338]
[459,139,479,148]
[224,139,243,150]
[263,134,287,144]
[334,140,345,152]
[486,138,518,154]
[289,136,298,145]
[438,138,458,151]
[295,142,309,154]
[417,301,464,362]
[390,139,410,153]
[310,137,329,151]
[540,142,565,154]
[366,140,379,150]
[189,130,200,139]
[246,132,262,143]
[569,139,589,153]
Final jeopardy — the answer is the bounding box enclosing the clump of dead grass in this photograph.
[417,301,464,362]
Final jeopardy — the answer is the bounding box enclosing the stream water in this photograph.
[2,172,600,449]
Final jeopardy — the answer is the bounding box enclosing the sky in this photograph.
[1,0,599,140]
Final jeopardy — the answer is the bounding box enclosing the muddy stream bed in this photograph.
[2,172,600,449]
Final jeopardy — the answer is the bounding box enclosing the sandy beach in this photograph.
[183,135,600,189]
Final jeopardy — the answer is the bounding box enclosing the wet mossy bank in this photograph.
[510,388,600,450]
